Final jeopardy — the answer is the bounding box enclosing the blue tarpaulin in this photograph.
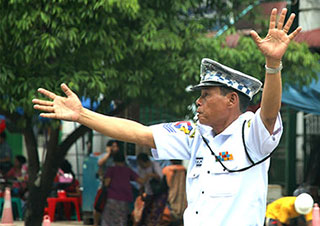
[282,73,320,115]
[81,97,99,111]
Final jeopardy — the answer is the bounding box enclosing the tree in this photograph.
[0,0,319,225]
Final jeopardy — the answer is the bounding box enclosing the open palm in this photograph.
[250,8,302,61]
[32,83,82,121]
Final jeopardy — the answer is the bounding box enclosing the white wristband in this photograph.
[265,61,283,74]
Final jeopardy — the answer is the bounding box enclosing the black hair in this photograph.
[293,185,311,197]
[219,86,250,113]
[113,150,125,163]
[137,153,150,163]
[58,159,76,185]
[106,139,118,147]
[60,159,74,176]
[15,155,26,165]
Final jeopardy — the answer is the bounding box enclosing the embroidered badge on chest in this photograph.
[216,151,234,162]
[196,157,203,167]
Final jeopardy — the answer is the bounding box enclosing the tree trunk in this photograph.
[24,122,91,226]
[23,118,45,226]
[24,121,61,226]
[23,102,125,225]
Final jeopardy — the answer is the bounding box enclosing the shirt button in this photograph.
[196,211,198,214]
[207,170,210,174]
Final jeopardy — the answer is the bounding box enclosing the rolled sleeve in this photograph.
[246,108,283,160]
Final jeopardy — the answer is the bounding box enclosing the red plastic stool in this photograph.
[46,197,81,221]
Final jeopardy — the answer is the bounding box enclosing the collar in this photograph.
[196,122,214,138]
[219,111,254,135]
[197,111,254,138]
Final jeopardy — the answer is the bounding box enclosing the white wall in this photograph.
[299,0,320,31]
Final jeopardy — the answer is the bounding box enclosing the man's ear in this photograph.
[227,92,238,106]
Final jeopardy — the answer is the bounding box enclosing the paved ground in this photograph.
[13,221,91,226]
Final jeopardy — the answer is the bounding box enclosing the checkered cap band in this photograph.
[192,58,262,100]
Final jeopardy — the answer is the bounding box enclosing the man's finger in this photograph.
[250,30,261,45]
[276,8,287,30]
[61,83,74,98]
[32,99,53,106]
[283,13,296,33]
[269,8,277,30]
[289,26,302,40]
[39,113,57,119]
[38,88,57,100]
[33,105,55,113]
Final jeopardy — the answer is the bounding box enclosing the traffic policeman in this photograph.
[151,58,282,225]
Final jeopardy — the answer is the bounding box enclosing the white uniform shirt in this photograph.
[150,109,283,226]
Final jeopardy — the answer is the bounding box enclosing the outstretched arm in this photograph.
[250,8,302,134]
[32,83,155,148]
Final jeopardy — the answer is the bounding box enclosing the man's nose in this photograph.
[196,97,201,107]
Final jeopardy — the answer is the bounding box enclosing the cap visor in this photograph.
[190,82,225,91]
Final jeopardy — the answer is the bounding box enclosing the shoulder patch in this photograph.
[162,121,195,136]
[163,123,176,133]
[174,121,194,135]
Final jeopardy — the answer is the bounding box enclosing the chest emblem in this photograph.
[216,151,234,162]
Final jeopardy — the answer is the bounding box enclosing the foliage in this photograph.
[3,0,311,122]
[0,0,141,119]
[0,0,319,142]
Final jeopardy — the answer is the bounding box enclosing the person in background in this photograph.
[53,159,81,220]
[5,155,28,200]
[0,132,13,175]
[136,153,167,226]
[93,140,120,226]
[101,150,144,226]
[265,193,314,226]
[97,140,120,179]
[57,159,81,198]
[160,160,187,226]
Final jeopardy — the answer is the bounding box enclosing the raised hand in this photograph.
[250,8,302,63]
[106,146,112,155]
[32,83,82,121]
